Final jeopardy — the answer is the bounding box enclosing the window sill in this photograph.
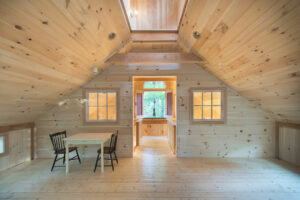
[142,117,166,119]
[83,120,118,125]
[191,120,225,124]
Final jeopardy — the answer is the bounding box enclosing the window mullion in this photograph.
[87,92,89,121]
[201,92,203,120]
[211,92,213,120]
[194,93,196,119]
[97,92,99,120]
[106,92,108,120]
[191,89,224,123]
[221,91,223,120]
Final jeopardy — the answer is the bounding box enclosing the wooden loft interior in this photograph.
[106,0,203,65]
[0,0,300,199]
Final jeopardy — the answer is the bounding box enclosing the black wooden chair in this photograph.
[94,130,119,172]
[49,131,81,171]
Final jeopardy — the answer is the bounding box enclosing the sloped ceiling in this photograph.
[178,0,300,123]
[0,0,130,126]
[1,0,299,126]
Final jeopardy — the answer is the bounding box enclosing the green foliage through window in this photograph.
[143,91,165,118]
[143,81,166,89]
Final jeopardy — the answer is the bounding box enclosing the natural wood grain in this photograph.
[278,125,300,166]
[0,0,130,126]
[131,32,178,42]
[142,123,167,136]
[0,122,35,160]
[106,52,203,64]
[276,121,300,163]
[0,122,34,133]
[35,63,275,158]
[0,137,300,199]
[125,41,184,53]
[276,121,280,159]
[30,126,34,160]
[178,0,300,123]
[0,129,31,171]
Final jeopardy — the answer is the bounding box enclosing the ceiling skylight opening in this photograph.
[122,0,187,31]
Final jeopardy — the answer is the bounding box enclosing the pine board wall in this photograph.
[0,129,31,171]
[35,63,275,158]
[279,126,300,166]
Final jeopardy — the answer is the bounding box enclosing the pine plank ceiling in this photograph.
[0,0,299,126]
[178,0,300,123]
[0,0,130,126]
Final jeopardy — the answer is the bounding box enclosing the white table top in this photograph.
[64,133,112,141]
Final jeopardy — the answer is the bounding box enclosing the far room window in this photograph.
[191,88,226,123]
[144,81,166,89]
[143,91,166,118]
[85,90,118,122]
[0,133,9,157]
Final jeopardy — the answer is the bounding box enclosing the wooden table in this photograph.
[64,133,112,174]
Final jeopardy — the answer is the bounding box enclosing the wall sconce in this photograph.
[93,67,98,75]
[193,31,201,39]
[108,32,116,40]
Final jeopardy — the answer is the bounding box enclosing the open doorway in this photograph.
[132,76,177,156]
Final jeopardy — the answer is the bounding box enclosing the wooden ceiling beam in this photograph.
[131,32,178,42]
[105,52,203,64]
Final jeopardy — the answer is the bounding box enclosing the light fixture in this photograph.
[193,31,201,39]
[108,32,116,40]
[93,67,98,75]
[58,99,67,106]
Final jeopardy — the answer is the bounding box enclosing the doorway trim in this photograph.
[132,75,177,156]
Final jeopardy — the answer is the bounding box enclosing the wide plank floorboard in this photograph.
[0,137,299,200]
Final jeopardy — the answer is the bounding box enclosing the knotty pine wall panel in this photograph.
[35,63,275,158]
[0,129,31,171]
[178,0,300,123]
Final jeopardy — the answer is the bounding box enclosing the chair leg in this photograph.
[51,154,58,172]
[110,153,114,171]
[114,152,118,164]
[63,154,65,165]
[94,153,100,172]
[76,149,81,164]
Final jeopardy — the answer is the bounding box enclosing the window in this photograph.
[121,0,186,31]
[0,133,9,157]
[191,88,226,123]
[85,90,118,122]
[143,81,166,89]
[143,91,166,118]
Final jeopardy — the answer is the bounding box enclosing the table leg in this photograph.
[66,141,69,174]
[101,141,104,173]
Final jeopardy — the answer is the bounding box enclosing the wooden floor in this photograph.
[0,136,300,200]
